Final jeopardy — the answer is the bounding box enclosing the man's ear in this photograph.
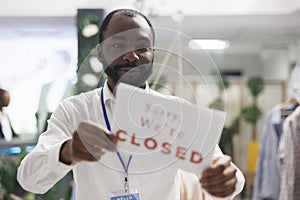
[97,44,103,63]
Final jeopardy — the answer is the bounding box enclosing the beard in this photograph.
[102,58,153,88]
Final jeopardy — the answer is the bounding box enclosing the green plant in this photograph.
[210,73,230,110]
[247,76,265,97]
[76,12,103,95]
[210,73,239,159]
[241,76,265,140]
[77,14,102,68]
[0,149,72,200]
[216,73,230,90]
[0,163,13,197]
[242,105,262,124]
[219,117,240,160]
[228,117,239,136]
[148,75,167,92]
[0,155,23,199]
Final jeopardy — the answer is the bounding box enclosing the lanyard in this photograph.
[100,88,111,131]
[100,87,133,193]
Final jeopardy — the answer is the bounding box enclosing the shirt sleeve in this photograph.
[17,100,76,194]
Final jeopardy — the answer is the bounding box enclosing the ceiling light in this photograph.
[189,39,230,50]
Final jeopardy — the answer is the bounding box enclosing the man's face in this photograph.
[98,14,155,88]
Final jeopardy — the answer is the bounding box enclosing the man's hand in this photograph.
[200,155,237,197]
[59,121,117,165]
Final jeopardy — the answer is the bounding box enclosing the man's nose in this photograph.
[123,50,139,63]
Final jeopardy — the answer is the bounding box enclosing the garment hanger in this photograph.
[281,62,300,116]
[281,97,299,116]
[281,97,298,107]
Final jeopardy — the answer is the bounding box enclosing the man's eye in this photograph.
[136,44,150,52]
[112,44,125,48]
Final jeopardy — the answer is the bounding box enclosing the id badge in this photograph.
[109,189,141,200]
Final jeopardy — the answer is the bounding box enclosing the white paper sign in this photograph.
[103,83,226,176]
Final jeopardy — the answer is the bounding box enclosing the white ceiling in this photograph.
[151,10,300,52]
[1,0,300,16]
[0,0,300,55]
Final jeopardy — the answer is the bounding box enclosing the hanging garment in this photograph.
[278,106,300,200]
[253,105,283,200]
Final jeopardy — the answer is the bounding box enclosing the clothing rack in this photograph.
[253,98,300,200]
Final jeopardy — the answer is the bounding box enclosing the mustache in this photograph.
[114,62,138,70]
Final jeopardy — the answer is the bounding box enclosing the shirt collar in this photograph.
[102,80,150,104]
[102,80,114,104]
[271,104,282,124]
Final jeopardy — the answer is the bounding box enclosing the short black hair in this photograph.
[98,8,155,44]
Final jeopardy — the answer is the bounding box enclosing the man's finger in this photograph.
[201,164,237,186]
[202,156,231,175]
[103,133,117,151]
[77,121,117,151]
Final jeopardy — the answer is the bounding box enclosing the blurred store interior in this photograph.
[0,0,300,199]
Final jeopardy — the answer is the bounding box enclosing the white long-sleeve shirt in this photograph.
[17,82,244,200]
